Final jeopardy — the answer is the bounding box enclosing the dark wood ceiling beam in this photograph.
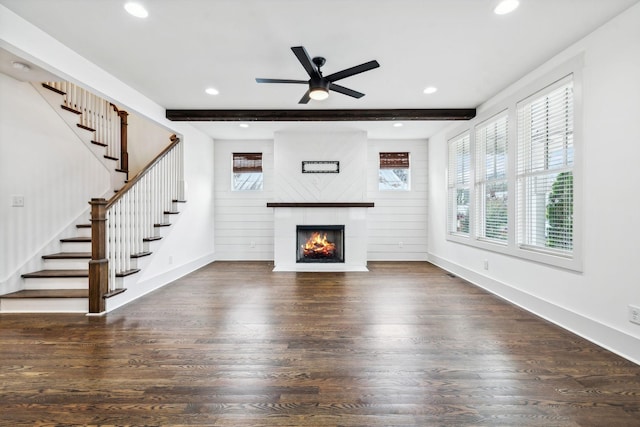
[165,108,476,122]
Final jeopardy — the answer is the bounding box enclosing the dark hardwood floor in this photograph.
[1,261,639,426]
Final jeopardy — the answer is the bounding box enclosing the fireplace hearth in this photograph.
[297,225,344,263]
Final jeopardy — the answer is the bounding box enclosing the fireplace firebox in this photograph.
[296,225,345,263]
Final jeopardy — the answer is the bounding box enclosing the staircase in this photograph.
[0,82,184,313]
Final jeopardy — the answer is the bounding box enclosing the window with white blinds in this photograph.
[517,77,574,254]
[447,133,471,236]
[475,113,508,243]
[232,153,263,191]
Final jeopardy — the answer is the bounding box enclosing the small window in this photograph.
[379,152,410,190]
[232,153,263,191]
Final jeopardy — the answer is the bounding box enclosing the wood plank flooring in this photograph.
[1,261,639,426]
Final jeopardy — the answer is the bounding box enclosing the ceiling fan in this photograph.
[255,46,380,104]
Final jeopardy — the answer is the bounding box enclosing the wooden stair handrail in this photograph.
[106,135,179,209]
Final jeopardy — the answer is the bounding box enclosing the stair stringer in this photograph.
[32,83,127,193]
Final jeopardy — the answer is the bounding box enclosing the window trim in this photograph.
[444,55,583,272]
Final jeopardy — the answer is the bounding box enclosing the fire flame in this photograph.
[302,232,336,258]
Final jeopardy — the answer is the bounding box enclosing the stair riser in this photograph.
[75,227,92,238]
[23,277,87,290]
[60,242,91,252]
[0,297,87,313]
[43,259,90,270]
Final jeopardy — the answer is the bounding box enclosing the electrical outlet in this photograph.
[250,241,256,248]
[483,259,489,270]
[629,305,640,325]
[12,195,24,207]
[398,241,404,248]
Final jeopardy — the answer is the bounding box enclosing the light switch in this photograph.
[12,195,24,207]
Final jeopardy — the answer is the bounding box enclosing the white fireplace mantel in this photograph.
[268,203,373,272]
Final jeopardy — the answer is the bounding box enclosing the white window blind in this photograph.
[517,77,574,254]
[447,133,471,235]
[475,114,508,243]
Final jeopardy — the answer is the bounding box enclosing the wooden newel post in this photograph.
[89,198,108,313]
[118,110,129,175]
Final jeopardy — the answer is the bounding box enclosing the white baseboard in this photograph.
[428,253,640,366]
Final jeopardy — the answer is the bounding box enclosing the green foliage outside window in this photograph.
[547,172,573,250]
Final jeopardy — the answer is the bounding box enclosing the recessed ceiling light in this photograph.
[11,61,31,72]
[124,2,149,18]
[494,0,519,15]
[423,86,438,94]
[393,123,404,128]
[205,87,219,96]
[239,123,249,128]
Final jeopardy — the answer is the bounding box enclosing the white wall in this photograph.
[1,5,216,304]
[0,73,110,293]
[428,4,640,363]
[367,139,428,261]
[214,139,274,260]
[126,113,173,176]
[274,130,368,202]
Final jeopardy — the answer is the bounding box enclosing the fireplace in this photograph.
[296,225,345,263]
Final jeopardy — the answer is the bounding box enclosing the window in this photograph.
[447,133,471,236]
[517,77,574,254]
[379,152,410,190]
[444,57,581,270]
[232,152,263,191]
[475,114,508,243]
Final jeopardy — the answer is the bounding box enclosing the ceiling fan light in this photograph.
[494,0,519,15]
[309,88,329,101]
[124,2,149,18]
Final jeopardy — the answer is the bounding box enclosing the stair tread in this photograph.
[164,211,180,215]
[42,83,65,95]
[1,289,88,299]
[91,140,107,147]
[76,224,91,228]
[116,269,140,277]
[22,269,88,278]
[77,123,95,132]
[173,199,187,203]
[60,237,91,242]
[104,155,118,161]
[42,252,91,259]
[131,251,152,258]
[143,236,162,242]
[61,104,81,115]
[154,223,171,227]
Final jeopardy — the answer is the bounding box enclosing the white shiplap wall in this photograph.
[214,139,274,260]
[366,139,429,261]
[213,137,429,262]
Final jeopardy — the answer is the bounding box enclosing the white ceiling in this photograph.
[1,0,638,139]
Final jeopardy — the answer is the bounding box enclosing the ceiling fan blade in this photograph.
[325,60,380,82]
[298,90,311,104]
[256,78,308,84]
[329,83,365,99]
[291,46,318,78]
